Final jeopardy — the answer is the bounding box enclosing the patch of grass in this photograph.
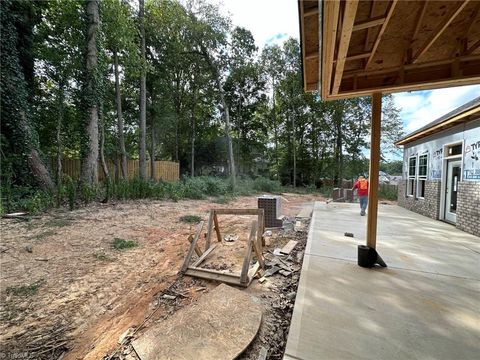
[6,279,45,297]
[94,251,115,261]
[213,195,234,204]
[45,218,71,227]
[179,214,202,223]
[318,185,333,198]
[35,230,56,241]
[26,221,39,231]
[112,238,138,250]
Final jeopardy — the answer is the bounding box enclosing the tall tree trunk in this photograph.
[99,102,109,180]
[114,49,127,179]
[291,114,296,188]
[56,82,65,206]
[272,87,279,179]
[138,0,147,179]
[175,103,180,162]
[217,82,236,188]
[0,1,54,191]
[198,42,236,188]
[174,78,181,162]
[80,0,99,186]
[20,110,55,190]
[150,119,156,180]
[190,86,196,177]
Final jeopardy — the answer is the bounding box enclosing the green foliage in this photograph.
[6,279,45,297]
[66,177,76,211]
[112,238,137,250]
[379,184,398,201]
[5,188,55,215]
[179,215,202,223]
[318,185,334,198]
[252,177,282,193]
[380,160,403,176]
[80,183,97,203]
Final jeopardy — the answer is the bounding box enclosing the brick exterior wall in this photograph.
[397,180,441,220]
[456,181,480,237]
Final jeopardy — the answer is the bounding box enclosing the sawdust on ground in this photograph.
[0,193,324,359]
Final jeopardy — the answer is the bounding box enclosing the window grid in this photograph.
[416,154,428,199]
[407,156,416,197]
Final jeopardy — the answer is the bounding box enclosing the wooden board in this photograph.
[280,240,298,255]
[132,284,262,360]
[192,244,217,267]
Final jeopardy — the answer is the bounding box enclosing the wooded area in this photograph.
[0,0,403,213]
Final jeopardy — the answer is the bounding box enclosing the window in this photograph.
[407,156,416,196]
[416,154,428,198]
[447,144,462,156]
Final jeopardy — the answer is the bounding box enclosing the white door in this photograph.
[445,160,461,223]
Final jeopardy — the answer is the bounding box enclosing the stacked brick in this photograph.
[456,182,480,237]
[257,196,283,228]
[397,180,441,219]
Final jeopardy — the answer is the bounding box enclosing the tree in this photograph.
[138,0,147,179]
[80,0,100,186]
[102,0,139,179]
[0,0,54,191]
[225,27,266,174]
[260,45,284,178]
[187,2,236,187]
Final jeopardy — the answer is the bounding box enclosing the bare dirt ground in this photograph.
[0,193,324,359]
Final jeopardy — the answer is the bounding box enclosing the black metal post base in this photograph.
[357,245,387,268]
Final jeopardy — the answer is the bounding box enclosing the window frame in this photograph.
[407,155,416,197]
[416,153,428,199]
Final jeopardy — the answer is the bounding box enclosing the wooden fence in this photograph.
[53,158,179,182]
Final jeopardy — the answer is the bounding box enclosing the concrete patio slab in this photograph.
[285,202,480,360]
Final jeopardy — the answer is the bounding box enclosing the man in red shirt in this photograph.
[352,175,369,216]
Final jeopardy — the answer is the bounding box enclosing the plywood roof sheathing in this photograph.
[412,0,471,64]
[364,0,398,69]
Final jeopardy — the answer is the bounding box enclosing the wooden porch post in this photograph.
[366,92,382,249]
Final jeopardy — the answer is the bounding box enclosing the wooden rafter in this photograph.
[466,39,480,55]
[412,0,471,63]
[299,1,308,92]
[334,52,371,63]
[412,1,428,44]
[304,7,318,17]
[353,15,385,32]
[344,54,480,78]
[332,0,359,95]
[364,0,398,69]
[321,0,340,99]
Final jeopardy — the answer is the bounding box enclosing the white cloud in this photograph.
[216,0,299,48]
[393,85,480,134]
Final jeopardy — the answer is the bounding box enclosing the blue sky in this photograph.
[217,0,480,134]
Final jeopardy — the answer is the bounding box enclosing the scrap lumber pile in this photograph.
[180,208,266,287]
